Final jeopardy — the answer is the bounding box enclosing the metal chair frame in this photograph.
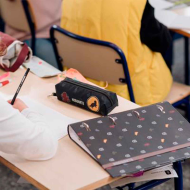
[22,0,36,55]
[50,25,135,103]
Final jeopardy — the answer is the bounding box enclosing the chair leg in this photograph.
[186,97,190,122]
[163,31,176,72]
[132,179,170,190]
[31,34,36,55]
[174,161,183,190]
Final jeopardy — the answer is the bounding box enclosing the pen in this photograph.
[11,68,30,105]
[0,79,11,88]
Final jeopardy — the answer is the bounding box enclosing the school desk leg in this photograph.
[163,31,175,72]
[186,96,190,122]
[174,161,183,190]
[184,36,189,85]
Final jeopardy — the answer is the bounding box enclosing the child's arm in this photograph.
[0,98,58,161]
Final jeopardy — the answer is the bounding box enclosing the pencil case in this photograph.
[54,77,118,115]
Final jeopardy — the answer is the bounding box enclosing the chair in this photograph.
[50,25,186,189]
[50,25,190,120]
[50,25,135,103]
[0,0,36,54]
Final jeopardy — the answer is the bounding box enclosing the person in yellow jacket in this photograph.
[60,0,173,106]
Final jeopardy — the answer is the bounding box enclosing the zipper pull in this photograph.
[47,92,57,97]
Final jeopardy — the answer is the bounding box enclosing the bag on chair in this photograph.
[0,32,32,72]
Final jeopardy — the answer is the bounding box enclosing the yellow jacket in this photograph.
[61,0,172,106]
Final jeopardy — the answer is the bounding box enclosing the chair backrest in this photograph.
[0,0,36,32]
[50,25,135,102]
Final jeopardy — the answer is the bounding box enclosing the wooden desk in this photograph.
[0,68,139,190]
[173,7,190,37]
[172,7,190,85]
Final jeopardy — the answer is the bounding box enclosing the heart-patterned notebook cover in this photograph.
[68,102,190,177]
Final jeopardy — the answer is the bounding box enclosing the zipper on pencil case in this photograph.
[64,78,114,106]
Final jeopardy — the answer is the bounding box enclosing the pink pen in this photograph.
[0,79,11,88]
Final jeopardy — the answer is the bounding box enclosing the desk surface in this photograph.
[0,68,139,190]
[173,7,190,37]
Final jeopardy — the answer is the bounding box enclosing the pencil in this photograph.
[11,68,30,105]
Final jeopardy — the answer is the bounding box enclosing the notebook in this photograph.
[68,102,190,177]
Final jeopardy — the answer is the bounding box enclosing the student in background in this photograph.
[4,0,62,69]
[140,1,172,57]
[0,97,58,160]
[60,0,172,106]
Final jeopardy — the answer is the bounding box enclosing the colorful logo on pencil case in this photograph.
[87,96,100,112]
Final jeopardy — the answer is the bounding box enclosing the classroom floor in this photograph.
[0,38,190,190]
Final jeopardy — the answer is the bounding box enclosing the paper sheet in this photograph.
[110,164,178,188]
[20,96,77,140]
[23,56,61,78]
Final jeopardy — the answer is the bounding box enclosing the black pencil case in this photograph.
[54,77,118,115]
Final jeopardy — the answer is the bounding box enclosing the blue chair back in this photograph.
[50,25,135,103]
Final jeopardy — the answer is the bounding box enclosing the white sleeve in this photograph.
[0,97,58,161]
[21,108,50,129]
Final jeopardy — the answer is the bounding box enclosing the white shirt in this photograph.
[0,96,58,160]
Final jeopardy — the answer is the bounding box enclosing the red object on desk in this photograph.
[0,79,11,87]
[0,72,10,81]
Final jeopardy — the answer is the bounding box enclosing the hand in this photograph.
[8,99,28,112]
